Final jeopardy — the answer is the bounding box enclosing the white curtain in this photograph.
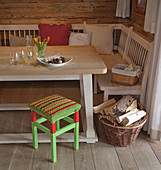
[116,0,130,18]
[143,1,161,141]
[144,0,159,33]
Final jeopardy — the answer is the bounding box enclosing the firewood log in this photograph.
[93,98,116,114]
[116,95,134,113]
[116,108,139,123]
[126,99,137,113]
[103,95,135,116]
[120,110,146,126]
[99,115,117,125]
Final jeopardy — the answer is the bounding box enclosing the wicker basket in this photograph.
[112,64,140,86]
[99,115,148,147]
[112,73,138,86]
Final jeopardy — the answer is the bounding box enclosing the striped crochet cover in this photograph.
[29,94,81,123]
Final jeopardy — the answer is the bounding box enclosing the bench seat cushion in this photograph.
[97,71,141,91]
[100,53,127,71]
[29,94,81,123]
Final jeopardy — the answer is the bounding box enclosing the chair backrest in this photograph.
[0,24,84,46]
[118,25,133,56]
[123,31,151,72]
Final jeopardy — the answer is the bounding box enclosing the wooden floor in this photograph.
[0,81,161,170]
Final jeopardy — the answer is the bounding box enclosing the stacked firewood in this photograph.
[93,95,146,126]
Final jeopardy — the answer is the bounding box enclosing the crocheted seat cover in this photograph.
[29,94,81,123]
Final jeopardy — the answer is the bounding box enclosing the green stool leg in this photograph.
[74,111,79,150]
[50,122,57,162]
[32,122,38,149]
[31,111,38,149]
[74,122,79,150]
[51,134,57,163]
[56,120,60,130]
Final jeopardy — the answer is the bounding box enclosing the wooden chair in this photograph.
[95,30,151,105]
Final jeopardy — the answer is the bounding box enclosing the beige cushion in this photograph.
[10,35,35,46]
[69,32,92,46]
[84,24,114,54]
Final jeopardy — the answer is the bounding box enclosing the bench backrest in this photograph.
[118,25,133,56]
[0,24,122,48]
[122,29,152,104]
[0,24,84,46]
[123,30,151,72]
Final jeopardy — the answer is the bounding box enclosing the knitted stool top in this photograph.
[29,94,81,123]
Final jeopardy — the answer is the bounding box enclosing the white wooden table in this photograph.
[0,46,107,144]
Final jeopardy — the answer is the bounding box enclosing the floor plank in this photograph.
[129,134,161,170]
[0,144,16,170]
[0,82,21,103]
[74,143,95,170]
[20,111,32,133]
[8,144,34,170]
[32,143,52,170]
[91,141,122,170]
[16,82,33,103]
[147,138,161,164]
[3,111,24,133]
[0,111,9,133]
[115,146,139,170]
[53,143,75,170]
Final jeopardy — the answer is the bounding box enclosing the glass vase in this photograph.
[36,45,46,58]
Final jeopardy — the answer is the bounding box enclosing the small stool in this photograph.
[29,94,81,162]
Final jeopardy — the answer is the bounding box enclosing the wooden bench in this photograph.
[94,28,152,106]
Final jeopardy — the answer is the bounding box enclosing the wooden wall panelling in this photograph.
[0,0,128,24]
[129,0,154,42]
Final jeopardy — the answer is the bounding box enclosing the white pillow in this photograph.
[84,24,114,54]
[69,32,91,46]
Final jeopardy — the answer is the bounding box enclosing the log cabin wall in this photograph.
[128,0,154,42]
[0,0,128,25]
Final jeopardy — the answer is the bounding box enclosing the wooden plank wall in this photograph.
[0,0,128,25]
[128,0,154,42]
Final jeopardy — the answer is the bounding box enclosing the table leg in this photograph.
[79,77,86,133]
[82,74,97,143]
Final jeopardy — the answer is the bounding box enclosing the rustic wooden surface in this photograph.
[0,46,107,76]
[0,0,128,24]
